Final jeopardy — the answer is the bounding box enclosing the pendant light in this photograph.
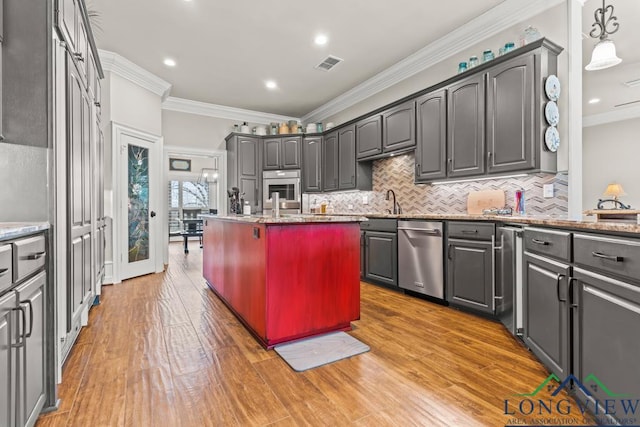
[585,0,622,71]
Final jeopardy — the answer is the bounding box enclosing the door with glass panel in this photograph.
[119,131,160,280]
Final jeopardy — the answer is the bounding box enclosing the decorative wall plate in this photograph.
[544,126,560,152]
[169,158,191,171]
[545,75,561,101]
[544,101,559,126]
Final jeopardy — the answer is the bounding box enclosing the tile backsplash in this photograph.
[303,153,568,217]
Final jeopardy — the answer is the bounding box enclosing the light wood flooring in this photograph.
[36,242,594,426]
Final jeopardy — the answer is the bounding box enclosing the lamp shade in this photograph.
[200,168,218,183]
[604,183,626,198]
[585,39,622,71]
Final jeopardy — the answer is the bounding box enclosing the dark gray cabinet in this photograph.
[415,89,447,182]
[263,136,301,170]
[226,135,262,212]
[338,126,356,190]
[486,54,535,174]
[361,219,398,288]
[522,227,571,379]
[0,291,16,427]
[302,136,322,193]
[447,74,485,178]
[382,100,415,153]
[356,116,382,159]
[447,238,493,313]
[322,131,339,192]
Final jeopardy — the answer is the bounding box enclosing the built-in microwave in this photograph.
[263,170,301,214]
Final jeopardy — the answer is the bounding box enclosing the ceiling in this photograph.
[89,0,639,120]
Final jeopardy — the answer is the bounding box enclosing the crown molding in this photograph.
[162,97,300,125]
[99,50,172,100]
[302,0,564,123]
[583,105,640,127]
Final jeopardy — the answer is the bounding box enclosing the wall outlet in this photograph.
[347,204,354,210]
[362,195,369,204]
[543,184,554,198]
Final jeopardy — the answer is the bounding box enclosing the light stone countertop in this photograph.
[201,214,367,224]
[334,212,640,234]
[0,222,50,241]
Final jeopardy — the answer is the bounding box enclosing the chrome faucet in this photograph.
[385,189,400,215]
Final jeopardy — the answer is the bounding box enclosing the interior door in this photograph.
[119,131,160,280]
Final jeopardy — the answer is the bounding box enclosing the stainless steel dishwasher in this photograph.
[398,221,444,299]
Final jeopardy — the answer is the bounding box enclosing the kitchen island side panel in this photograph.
[265,223,361,343]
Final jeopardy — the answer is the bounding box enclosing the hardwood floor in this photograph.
[36,242,594,426]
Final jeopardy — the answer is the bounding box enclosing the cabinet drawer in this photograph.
[574,233,640,283]
[447,222,494,240]
[0,244,12,294]
[360,218,397,232]
[524,228,571,262]
[13,235,46,283]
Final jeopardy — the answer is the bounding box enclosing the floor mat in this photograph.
[274,331,370,372]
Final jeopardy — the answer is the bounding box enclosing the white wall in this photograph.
[324,4,570,170]
[582,117,640,210]
[162,109,238,151]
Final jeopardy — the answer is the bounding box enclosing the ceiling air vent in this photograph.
[315,55,343,71]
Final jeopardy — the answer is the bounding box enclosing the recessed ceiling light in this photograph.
[588,98,601,104]
[314,34,328,46]
[265,80,277,90]
[164,58,176,67]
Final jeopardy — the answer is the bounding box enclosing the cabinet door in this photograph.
[263,138,281,170]
[57,0,78,52]
[302,137,322,192]
[0,292,17,427]
[237,137,261,209]
[383,101,415,153]
[447,74,485,178]
[487,54,535,174]
[360,231,365,280]
[76,15,89,86]
[522,252,570,378]
[323,132,339,191]
[447,239,493,313]
[415,90,447,182]
[356,115,382,159]
[16,272,46,427]
[572,268,640,420]
[364,231,397,287]
[338,125,356,190]
[281,136,301,169]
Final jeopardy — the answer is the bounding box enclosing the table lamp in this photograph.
[597,183,630,209]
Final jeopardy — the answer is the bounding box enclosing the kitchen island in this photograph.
[201,214,364,348]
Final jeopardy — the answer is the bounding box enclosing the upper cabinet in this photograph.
[263,136,301,170]
[324,126,372,192]
[356,101,415,161]
[302,136,322,193]
[486,54,535,174]
[382,101,415,153]
[447,73,485,178]
[227,135,262,212]
[323,131,339,192]
[338,126,356,190]
[415,89,447,182]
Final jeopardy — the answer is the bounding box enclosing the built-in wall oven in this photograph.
[263,170,301,214]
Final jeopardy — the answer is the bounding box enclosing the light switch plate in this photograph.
[543,184,554,198]
[362,195,369,204]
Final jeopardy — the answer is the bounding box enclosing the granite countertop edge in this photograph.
[201,214,366,224]
[0,222,50,240]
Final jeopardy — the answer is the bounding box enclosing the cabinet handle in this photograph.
[351,175,355,184]
[447,158,453,172]
[95,101,101,108]
[447,244,454,260]
[569,277,579,308]
[11,307,26,348]
[74,52,85,62]
[21,300,34,338]
[556,273,566,302]
[255,188,258,206]
[0,268,8,277]
[487,151,492,165]
[24,251,46,260]
[531,238,549,246]
[591,251,624,262]
[461,230,478,234]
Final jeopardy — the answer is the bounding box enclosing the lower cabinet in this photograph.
[0,291,17,427]
[446,238,493,313]
[364,231,398,287]
[522,252,571,379]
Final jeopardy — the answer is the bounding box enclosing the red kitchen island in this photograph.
[201,214,364,348]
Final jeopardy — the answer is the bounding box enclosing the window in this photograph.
[168,180,209,234]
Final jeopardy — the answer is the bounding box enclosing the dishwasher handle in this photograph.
[397,227,441,234]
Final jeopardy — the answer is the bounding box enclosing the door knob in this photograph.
[150,211,156,218]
